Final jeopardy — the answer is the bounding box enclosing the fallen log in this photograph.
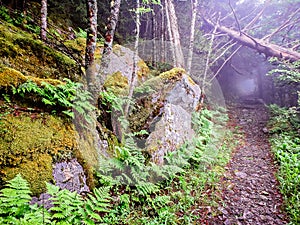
[203,17,300,62]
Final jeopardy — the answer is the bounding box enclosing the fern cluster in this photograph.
[0,174,112,225]
[11,78,95,123]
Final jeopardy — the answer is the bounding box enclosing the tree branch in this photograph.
[228,0,241,34]
[202,17,300,62]
[209,45,242,83]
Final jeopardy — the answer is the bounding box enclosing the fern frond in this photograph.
[0,174,31,218]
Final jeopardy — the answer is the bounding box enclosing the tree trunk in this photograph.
[40,0,47,41]
[166,0,185,67]
[186,0,198,74]
[102,0,122,56]
[125,0,140,118]
[203,17,300,62]
[164,0,176,67]
[85,0,98,99]
[100,0,122,84]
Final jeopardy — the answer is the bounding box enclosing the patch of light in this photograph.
[236,78,256,96]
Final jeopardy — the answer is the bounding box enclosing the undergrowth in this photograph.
[268,59,300,224]
[9,78,95,123]
[268,104,300,224]
[0,174,112,225]
[0,106,236,224]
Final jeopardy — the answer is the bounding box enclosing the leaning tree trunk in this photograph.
[203,17,300,62]
[40,0,47,41]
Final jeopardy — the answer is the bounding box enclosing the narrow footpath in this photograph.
[212,102,288,225]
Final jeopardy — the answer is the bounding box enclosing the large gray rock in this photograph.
[146,103,195,165]
[128,68,201,165]
[99,44,149,86]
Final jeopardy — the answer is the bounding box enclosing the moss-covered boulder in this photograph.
[127,68,201,164]
[0,113,77,195]
[100,45,150,94]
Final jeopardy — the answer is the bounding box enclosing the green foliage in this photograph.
[268,58,300,84]
[0,6,40,34]
[11,78,96,123]
[0,175,113,225]
[97,106,232,224]
[268,104,300,133]
[268,105,300,224]
[75,27,87,38]
[0,174,31,220]
[1,87,233,225]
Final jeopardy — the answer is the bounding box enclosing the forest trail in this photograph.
[211,101,288,225]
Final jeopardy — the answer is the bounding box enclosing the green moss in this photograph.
[135,67,186,95]
[0,65,62,89]
[112,44,125,56]
[64,37,86,56]
[159,67,186,81]
[2,154,53,195]
[0,21,80,80]
[103,71,129,95]
[137,60,150,81]
[0,113,78,194]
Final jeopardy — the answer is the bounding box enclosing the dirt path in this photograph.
[212,102,288,225]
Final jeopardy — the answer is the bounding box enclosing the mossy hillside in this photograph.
[0,65,62,88]
[0,113,77,194]
[0,20,80,80]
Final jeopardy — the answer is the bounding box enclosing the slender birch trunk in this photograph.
[125,0,140,118]
[186,0,198,74]
[40,0,47,41]
[166,0,185,68]
[164,0,176,66]
[85,0,98,99]
[103,0,122,56]
[100,0,122,84]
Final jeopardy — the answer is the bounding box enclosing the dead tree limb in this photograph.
[203,17,300,62]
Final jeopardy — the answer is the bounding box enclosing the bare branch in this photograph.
[209,45,242,83]
[242,0,270,31]
[228,0,241,34]
[211,41,237,65]
[263,9,300,42]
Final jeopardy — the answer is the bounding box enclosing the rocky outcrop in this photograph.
[100,45,150,93]
[128,68,201,165]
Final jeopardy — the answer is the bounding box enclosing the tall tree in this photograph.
[40,0,47,41]
[165,0,185,68]
[100,0,122,84]
[85,0,98,98]
[186,0,198,74]
[125,0,140,118]
[103,0,122,56]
